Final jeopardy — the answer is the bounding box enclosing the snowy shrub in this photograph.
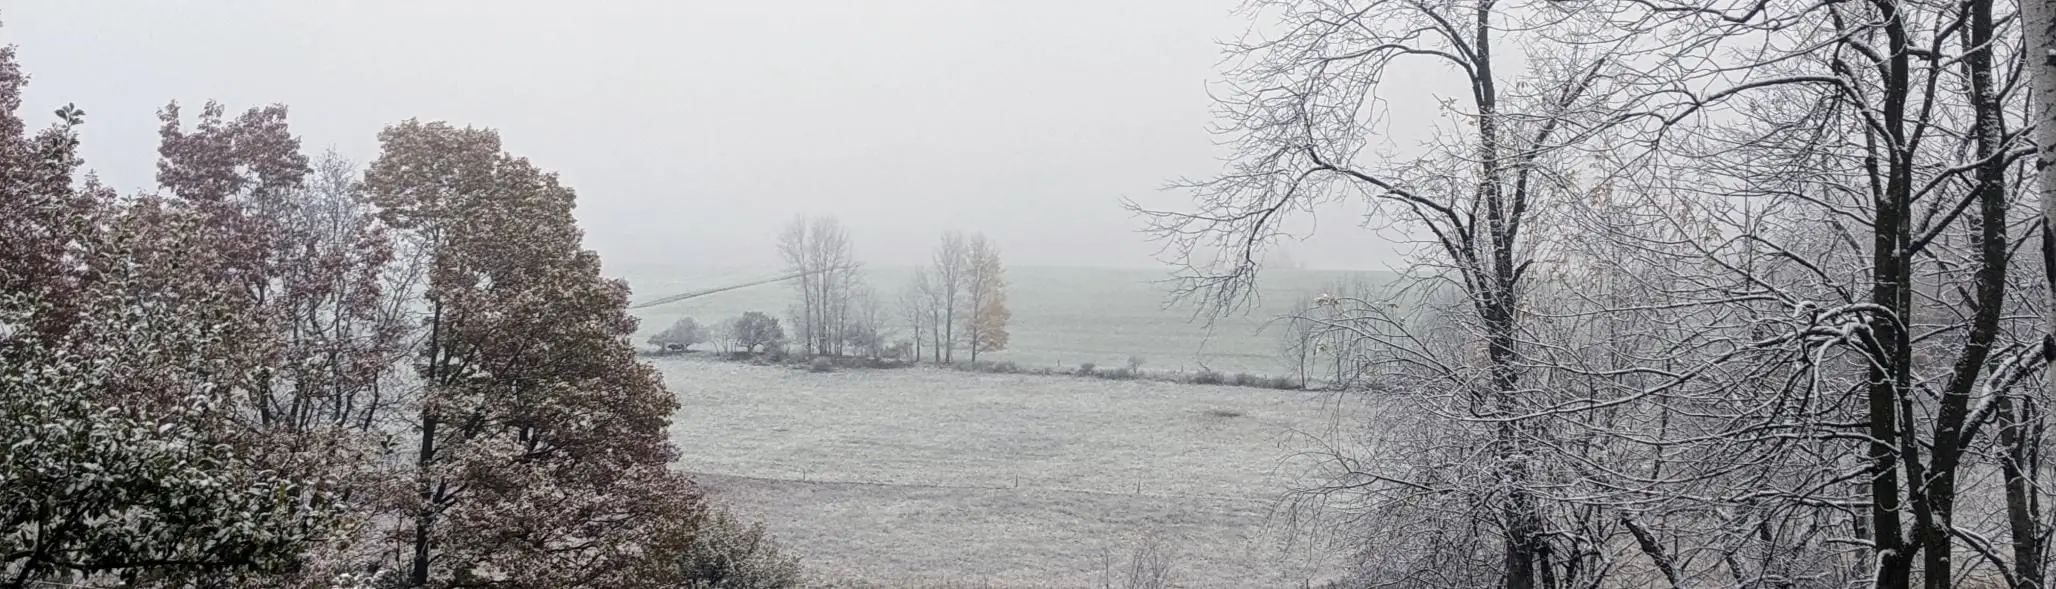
[965,360,1020,374]
[882,339,913,362]
[1097,533,1178,589]
[676,508,804,589]
[732,312,785,354]
[0,297,340,584]
[809,357,835,373]
[650,317,708,352]
[1191,370,1225,386]
[1078,362,1097,376]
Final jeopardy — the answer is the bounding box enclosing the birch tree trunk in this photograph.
[2036,0,2056,233]
[2031,4,2056,586]
[2033,0,2056,477]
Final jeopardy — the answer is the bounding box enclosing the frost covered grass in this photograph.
[660,356,1365,588]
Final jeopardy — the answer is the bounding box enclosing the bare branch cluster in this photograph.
[1144,0,2056,586]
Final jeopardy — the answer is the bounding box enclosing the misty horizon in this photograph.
[4,0,1416,272]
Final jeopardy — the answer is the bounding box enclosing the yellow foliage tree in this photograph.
[965,234,1009,362]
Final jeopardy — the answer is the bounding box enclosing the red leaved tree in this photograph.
[364,120,705,589]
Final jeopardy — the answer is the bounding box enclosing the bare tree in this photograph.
[1277,276,1378,390]
[846,280,892,360]
[931,231,969,362]
[900,270,933,363]
[1600,1,2050,584]
[780,215,861,357]
[777,217,815,355]
[1131,0,2056,585]
[1130,2,1640,584]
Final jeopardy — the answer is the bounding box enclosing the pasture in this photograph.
[659,356,1375,588]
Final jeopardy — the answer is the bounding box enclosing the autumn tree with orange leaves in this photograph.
[963,234,1008,363]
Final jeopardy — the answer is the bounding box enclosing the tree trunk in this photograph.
[409,414,437,587]
[1460,7,1544,588]
[1922,1,2011,584]
[410,299,445,587]
[2030,8,2056,584]
[1998,395,2046,589]
[942,297,955,364]
[2033,0,2056,267]
[1863,3,1921,585]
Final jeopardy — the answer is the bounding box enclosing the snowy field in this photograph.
[659,356,1372,588]
[620,264,1391,376]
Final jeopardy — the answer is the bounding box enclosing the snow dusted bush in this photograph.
[733,311,785,355]
[651,316,709,352]
[0,294,339,582]
[676,508,804,589]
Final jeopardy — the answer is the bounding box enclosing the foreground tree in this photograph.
[0,288,338,588]
[1146,0,2050,587]
[1132,1,1637,582]
[0,52,341,585]
[150,98,414,588]
[365,120,705,588]
[1612,0,2043,585]
[0,29,797,588]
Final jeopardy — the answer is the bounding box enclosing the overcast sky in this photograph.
[2,1,1408,272]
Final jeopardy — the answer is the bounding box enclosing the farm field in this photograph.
[621,264,1393,376]
[659,356,1376,588]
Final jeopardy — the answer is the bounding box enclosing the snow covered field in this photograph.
[659,356,1370,588]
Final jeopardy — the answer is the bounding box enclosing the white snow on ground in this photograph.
[661,356,1367,588]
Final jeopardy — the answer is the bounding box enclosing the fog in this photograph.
[3,0,1414,271]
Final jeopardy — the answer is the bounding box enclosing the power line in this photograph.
[626,265,854,311]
